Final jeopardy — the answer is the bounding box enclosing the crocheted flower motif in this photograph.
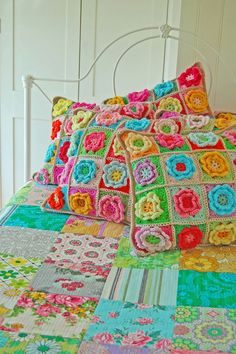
[125,118,150,131]
[51,119,62,140]
[186,115,210,129]
[208,184,236,216]
[158,97,182,112]
[72,111,93,130]
[103,161,128,188]
[185,89,208,113]
[178,66,202,87]
[105,96,125,106]
[134,159,158,186]
[64,117,74,135]
[47,187,65,210]
[124,132,152,156]
[73,160,96,184]
[166,154,196,180]
[95,111,122,126]
[214,113,236,130]
[178,226,203,249]
[200,152,229,177]
[72,102,96,110]
[134,226,172,253]
[112,136,125,157]
[154,81,174,97]
[67,130,83,157]
[173,189,202,218]
[34,168,50,185]
[188,132,219,147]
[52,98,73,117]
[58,141,70,163]
[135,192,163,220]
[70,192,93,215]
[98,195,125,223]
[155,133,185,150]
[127,89,150,102]
[209,223,236,245]
[154,119,179,135]
[59,158,75,184]
[223,129,236,146]
[122,103,146,118]
[161,111,180,119]
[44,143,56,162]
[84,132,106,152]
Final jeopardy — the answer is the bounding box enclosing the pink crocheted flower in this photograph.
[34,168,50,185]
[173,189,202,218]
[84,132,106,152]
[178,65,202,88]
[121,102,146,118]
[98,195,125,223]
[59,158,75,184]
[155,133,185,149]
[72,102,96,110]
[223,129,236,146]
[64,117,74,135]
[127,89,150,102]
[95,111,122,126]
[59,141,70,163]
[161,111,180,119]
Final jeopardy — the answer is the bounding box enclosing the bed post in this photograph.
[22,75,33,183]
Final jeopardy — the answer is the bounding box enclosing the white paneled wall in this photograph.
[177,0,236,112]
[0,0,181,206]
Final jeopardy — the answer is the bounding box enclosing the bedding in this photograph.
[0,181,235,353]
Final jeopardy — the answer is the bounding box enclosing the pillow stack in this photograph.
[34,62,236,257]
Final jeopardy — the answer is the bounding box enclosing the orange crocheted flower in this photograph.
[209,223,236,245]
[51,119,62,140]
[185,89,208,113]
[105,96,125,106]
[214,113,236,130]
[200,152,229,177]
[47,187,65,210]
[69,192,93,215]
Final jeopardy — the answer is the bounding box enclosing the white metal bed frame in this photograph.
[22,24,236,183]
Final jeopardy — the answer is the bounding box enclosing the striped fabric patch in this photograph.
[101,267,178,306]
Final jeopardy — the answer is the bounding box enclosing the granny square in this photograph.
[118,127,236,256]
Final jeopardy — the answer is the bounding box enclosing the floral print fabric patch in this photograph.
[118,128,236,256]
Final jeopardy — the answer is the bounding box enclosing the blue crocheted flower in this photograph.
[166,154,196,180]
[44,143,56,162]
[103,161,128,188]
[68,130,83,157]
[154,81,174,98]
[125,118,150,131]
[188,132,219,147]
[73,159,96,184]
[208,184,236,216]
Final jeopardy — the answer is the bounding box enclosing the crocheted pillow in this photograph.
[104,62,213,116]
[213,111,236,132]
[33,97,98,185]
[118,128,236,256]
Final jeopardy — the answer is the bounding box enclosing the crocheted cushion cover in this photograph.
[104,62,213,117]
[41,109,217,224]
[33,97,98,185]
[118,128,236,256]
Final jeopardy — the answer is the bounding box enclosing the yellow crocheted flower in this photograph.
[180,255,218,272]
[113,136,125,156]
[72,110,93,130]
[70,192,93,215]
[214,113,236,130]
[124,132,153,156]
[52,98,73,117]
[105,96,125,106]
[159,97,182,112]
[200,152,229,177]
[185,89,208,113]
[135,192,163,220]
[209,223,236,245]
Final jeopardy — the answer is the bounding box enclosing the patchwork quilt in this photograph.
[0,181,235,353]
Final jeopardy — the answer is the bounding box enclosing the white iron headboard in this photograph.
[22,24,236,183]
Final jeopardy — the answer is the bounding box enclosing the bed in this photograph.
[0,25,235,354]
